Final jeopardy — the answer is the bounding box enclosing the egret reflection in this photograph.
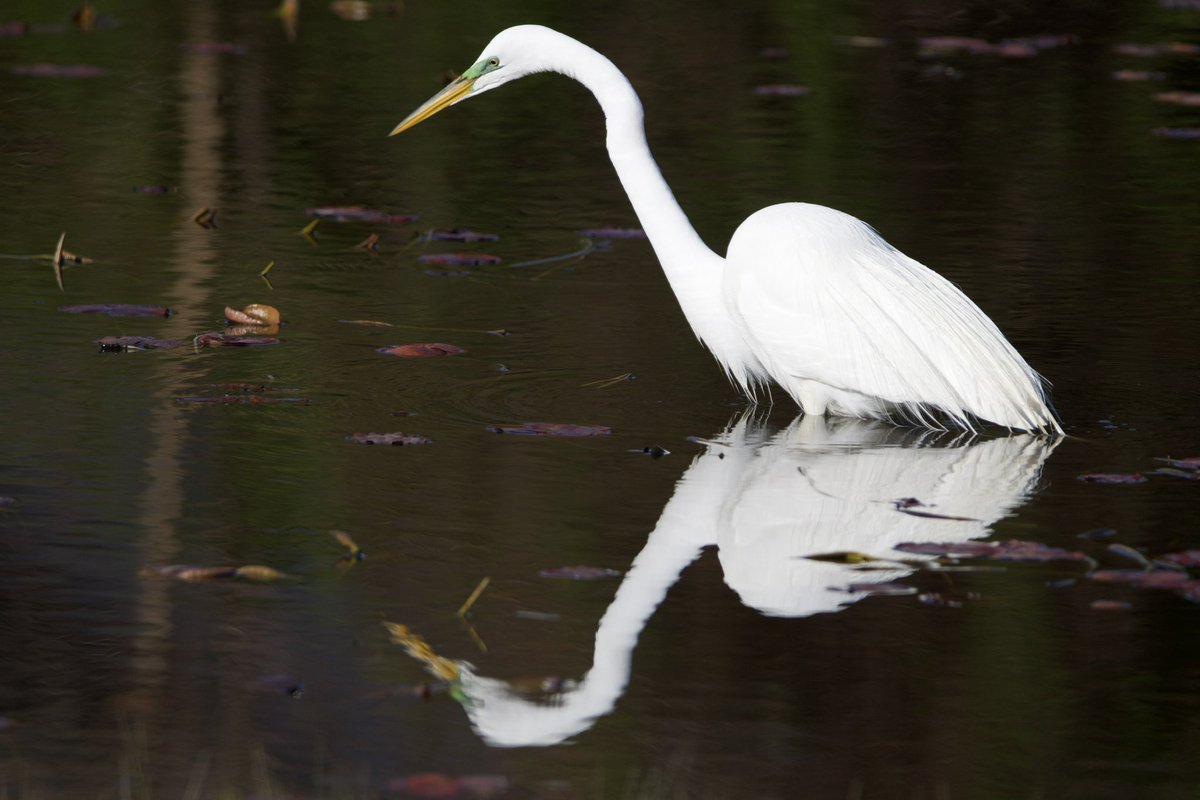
[454,416,1058,747]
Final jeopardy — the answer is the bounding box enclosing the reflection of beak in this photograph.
[389,75,475,136]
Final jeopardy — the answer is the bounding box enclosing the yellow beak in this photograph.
[389,75,476,136]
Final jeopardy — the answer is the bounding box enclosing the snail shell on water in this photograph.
[224,303,281,326]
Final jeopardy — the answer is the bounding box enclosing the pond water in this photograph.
[1,1,1199,798]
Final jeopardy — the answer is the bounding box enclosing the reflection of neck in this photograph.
[462,440,746,747]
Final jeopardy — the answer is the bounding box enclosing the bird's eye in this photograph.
[486,57,500,69]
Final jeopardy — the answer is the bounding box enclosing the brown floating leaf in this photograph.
[1077,472,1149,484]
[417,228,500,242]
[151,565,238,581]
[12,63,108,77]
[224,303,280,326]
[417,253,502,266]
[378,343,465,357]
[1090,599,1133,611]
[304,206,417,224]
[345,432,432,446]
[538,565,622,580]
[194,333,281,347]
[96,335,188,351]
[354,232,380,252]
[234,565,295,582]
[894,539,1087,562]
[486,422,611,437]
[60,303,172,317]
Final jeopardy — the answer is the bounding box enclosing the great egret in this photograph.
[391,25,1062,433]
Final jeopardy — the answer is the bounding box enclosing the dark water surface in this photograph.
[2,1,1199,798]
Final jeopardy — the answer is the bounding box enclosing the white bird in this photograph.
[391,25,1062,433]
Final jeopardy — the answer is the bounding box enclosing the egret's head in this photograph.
[389,26,552,136]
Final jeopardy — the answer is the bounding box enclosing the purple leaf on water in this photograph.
[378,343,465,357]
[304,206,417,224]
[11,63,108,77]
[486,422,611,437]
[753,84,811,96]
[1076,472,1149,484]
[577,226,646,239]
[417,253,502,266]
[60,303,172,317]
[96,335,187,351]
[539,566,622,580]
[894,540,1087,562]
[417,228,499,242]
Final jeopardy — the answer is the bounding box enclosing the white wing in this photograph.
[725,203,1060,431]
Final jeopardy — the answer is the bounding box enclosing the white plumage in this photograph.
[391,25,1062,433]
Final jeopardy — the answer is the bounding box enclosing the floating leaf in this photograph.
[194,333,281,347]
[753,84,811,96]
[339,319,394,327]
[1089,569,1191,589]
[60,303,172,317]
[539,565,622,580]
[1077,472,1149,484]
[378,343,465,357]
[224,304,280,326]
[304,206,417,224]
[52,232,65,291]
[1155,456,1200,470]
[1077,527,1118,540]
[486,422,611,437]
[12,63,108,77]
[1157,550,1200,568]
[417,253,502,266]
[577,226,646,239]
[1113,69,1166,81]
[332,530,364,560]
[179,42,247,55]
[1107,543,1152,569]
[894,540,1087,562]
[417,228,499,242]
[132,185,171,193]
[234,565,295,582]
[354,232,380,252]
[96,335,187,351]
[1090,599,1133,611]
[1149,468,1200,480]
[150,565,238,581]
[345,432,432,446]
[1155,91,1200,106]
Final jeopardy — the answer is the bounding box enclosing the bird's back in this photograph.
[723,203,1060,432]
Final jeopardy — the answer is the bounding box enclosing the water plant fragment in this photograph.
[378,343,465,357]
[538,565,621,580]
[345,432,432,446]
[305,206,416,224]
[60,303,171,317]
[417,253,501,266]
[486,422,611,436]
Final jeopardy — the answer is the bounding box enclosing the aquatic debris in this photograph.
[11,63,108,77]
[539,565,622,580]
[1156,549,1200,568]
[581,372,635,389]
[1114,42,1200,57]
[354,232,380,252]
[486,422,612,437]
[193,333,281,347]
[631,445,670,458]
[577,226,646,239]
[59,303,172,317]
[758,46,789,59]
[0,21,29,38]
[1089,570,1191,589]
[1154,455,1200,470]
[417,253,502,266]
[386,774,509,799]
[339,319,394,327]
[753,84,811,96]
[179,42,247,55]
[345,432,432,446]
[509,238,610,270]
[192,207,218,228]
[894,540,1088,562]
[1076,472,1149,484]
[917,592,964,608]
[1113,69,1166,81]
[148,564,296,583]
[1149,467,1200,481]
[457,577,491,618]
[843,582,917,596]
[1077,528,1118,540]
[516,609,561,622]
[132,185,171,193]
[1107,543,1153,569]
[97,335,186,351]
[424,268,472,277]
[1090,599,1133,611]
[417,228,499,242]
[892,497,978,521]
[1155,91,1200,106]
[304,206,417,224]
[255,673,304,699]
[330,0,404,20]
[382,622,460,682]
[331,530,365,569]
[836,35,890,48]
[224,303,280,326]
[299,219,320,240]
[378,343,465,357]
[919,34,1077,57]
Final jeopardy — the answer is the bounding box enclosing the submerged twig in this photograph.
[456,576,491,618]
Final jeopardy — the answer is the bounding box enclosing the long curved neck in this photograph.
[557,43,717,272]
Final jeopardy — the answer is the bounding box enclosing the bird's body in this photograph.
[392,25,1062,433]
